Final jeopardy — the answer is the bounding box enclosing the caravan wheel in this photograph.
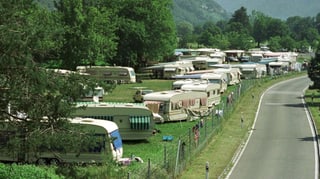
[49,158,60,166]
[36,158,47,165]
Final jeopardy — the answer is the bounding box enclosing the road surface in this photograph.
[227,76,319,179]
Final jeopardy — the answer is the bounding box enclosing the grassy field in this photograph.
[105,79,174,102]
[305,89,320,133]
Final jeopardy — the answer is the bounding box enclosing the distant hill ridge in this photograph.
[214,0,320,19]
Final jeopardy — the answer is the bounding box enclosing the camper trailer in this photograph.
[47,68,106,102]
[145,61,194,79]
[186,67,241,86]
[73,102,154,140]
[269,61,289,75]
[234,63,266,79]
[0,118,123,164]
[143,90,210,122]
[173,73,228,93]
[180,83,221,108]
[76,66,136,84]
[211,68,241,85]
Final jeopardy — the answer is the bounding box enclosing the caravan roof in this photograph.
[70,117,119,133]
[143,90,206,102]
[181,83,220,92]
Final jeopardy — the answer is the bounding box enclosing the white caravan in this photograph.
[187,67,241,86]
[181,82,221,108]
[143,90,210,122]
[234,63,266,79]
[173,73,228,93]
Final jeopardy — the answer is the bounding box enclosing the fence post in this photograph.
[127,172,130,179]
[147,158,151,179]
[164,145,167,169]
[205,161,209,179]
[174,139,181,177]
[188,128,191,158]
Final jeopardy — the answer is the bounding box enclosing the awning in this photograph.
[129,116,151,130]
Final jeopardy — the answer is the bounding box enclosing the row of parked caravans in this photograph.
[146,48,299,80]
[145,55,295,122]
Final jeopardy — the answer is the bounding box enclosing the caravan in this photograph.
[145,61,194,79]
[76,66,136,84]
[143,90,210,122]
[0,118,123,164]
[173,73,228,93]
[180,82,221,108]
[186,67,241,86]
[73,102,155,140]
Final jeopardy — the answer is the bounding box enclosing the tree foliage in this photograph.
[0,0,102,161]
[55,0,118,69]
[308,47,320,89]
[113,0,177,67]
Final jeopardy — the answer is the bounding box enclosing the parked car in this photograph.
[133,89,154,102]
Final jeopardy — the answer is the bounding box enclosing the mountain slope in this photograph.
[172,0,229,25]
[215,0,320,19]
[36,0,230,26]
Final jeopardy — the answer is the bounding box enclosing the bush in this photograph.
[0,163,63,179]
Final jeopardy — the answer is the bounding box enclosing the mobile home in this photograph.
[76,66,136,84]
[269,61,289,75]
[48,68,106,101]
[234,63,266,79]
[180,83,221,108]
[73,102,155,140]
[0,118,123,164]
[173,73,228,93]
[143,90,210,122]
[186,67,241,86]
[211,68,241,85]
[145,61,194,79]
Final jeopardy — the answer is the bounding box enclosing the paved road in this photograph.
[227,76,319,179]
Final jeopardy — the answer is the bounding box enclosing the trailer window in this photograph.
[119,72,128,76]
[110,130,122,150]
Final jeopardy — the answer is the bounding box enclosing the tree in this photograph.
[196,21,223,48]
[286,16,314,41]
[113,0,177,68]
[197,31,215,47]
[251,11,270,47]
[202,21,221,36]
[268,36,282,51]
[55,0,118,69]
[0,0,99,161]
[226,32,255,50]
[177,21,194,48]
[316,13,320,33]
[228,7,251,34]
[266,18,289,39]
[308,46,320,89]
